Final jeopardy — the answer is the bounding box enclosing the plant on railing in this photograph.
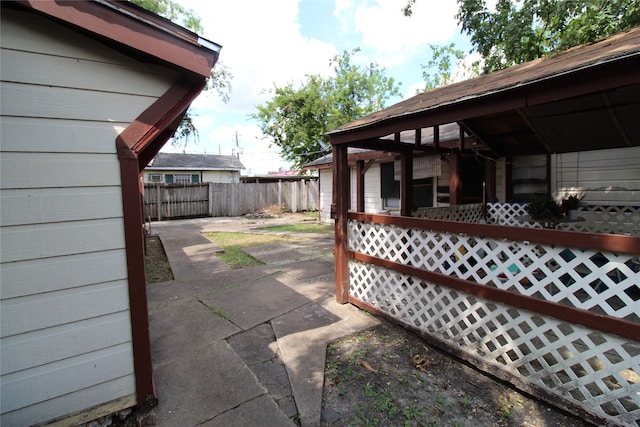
[562,193,584,220]
[525,198,564,223]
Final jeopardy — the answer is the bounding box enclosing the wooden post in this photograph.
[356,160,365,213]
[449,152,460,206]
[400,150,413,216]
[208,182,214,217]
[292,181,298,213]
[334,143,350,303]
[156,183,162,221]
[485,158,496,203]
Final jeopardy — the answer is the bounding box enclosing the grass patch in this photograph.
[216,246,263,269]
[204,231,304,269]
[258,222,333,234]
[304,211,320,219]
[205,231,299,247]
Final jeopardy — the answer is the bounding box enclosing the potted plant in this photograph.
[525,198,564,227]
[563,193,584,220]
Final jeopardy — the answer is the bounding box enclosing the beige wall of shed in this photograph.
[0,10,177,426]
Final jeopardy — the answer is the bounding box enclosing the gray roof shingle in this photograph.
[148,152,245,170]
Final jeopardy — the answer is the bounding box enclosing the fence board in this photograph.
[144,181,318,220]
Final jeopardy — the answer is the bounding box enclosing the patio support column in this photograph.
[333,143,350,303]
[400,150,413,216]
[449,152,460,205]
[485,158,496,203]
[356,160,365,212]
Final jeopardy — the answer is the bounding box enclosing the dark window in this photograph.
[380,161,433,208]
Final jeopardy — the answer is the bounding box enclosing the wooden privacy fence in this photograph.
[144,181,318,220]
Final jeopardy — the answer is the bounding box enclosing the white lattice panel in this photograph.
[348,220,640,322]
[487,203,640,236]
[486,202,541,228]
[413,203,485,223]
[562,205,640,236]
[349,260,640,427]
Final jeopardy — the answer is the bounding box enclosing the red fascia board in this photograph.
[115,75,208,406]
[118,76,206,164]
[17,0,218,78]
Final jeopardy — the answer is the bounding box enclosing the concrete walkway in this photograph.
[146,216,379,426]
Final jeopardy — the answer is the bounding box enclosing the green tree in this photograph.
[457,0,640,73]
[129,0,233,146]
[252,49,401,169]
[419,43,480,92]
[405,0,640,74]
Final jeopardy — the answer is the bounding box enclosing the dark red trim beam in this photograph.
[116,77,209,406]
[17,0,218,77]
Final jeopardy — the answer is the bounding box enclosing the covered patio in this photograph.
[329,28,640,426]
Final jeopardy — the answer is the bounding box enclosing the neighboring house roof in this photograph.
[305,122,467,169]
[147,153,245,171]
[329,26,640,156]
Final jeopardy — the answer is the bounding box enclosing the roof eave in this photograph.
[11,0,220,78]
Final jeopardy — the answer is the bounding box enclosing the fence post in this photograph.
[278,180,282,209]
[291,182,298,213]
[208,182,213,217]
[156,184,162,221]
[302,180,307,211]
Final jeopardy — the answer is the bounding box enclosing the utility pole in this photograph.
[234,130,242,159]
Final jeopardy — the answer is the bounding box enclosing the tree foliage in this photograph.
[405,0,640,75]
[128,0,233,147]
[457,0,640,73]
[252,49,401,170]
[419,43,480,92]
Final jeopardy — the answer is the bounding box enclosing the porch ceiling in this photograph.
[328,27,640,158]
[461,83,640,156]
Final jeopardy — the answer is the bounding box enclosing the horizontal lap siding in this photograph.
[555,147,640,204]
[364,163,382,213]
[0,9,175,426]
[320,169,333,223]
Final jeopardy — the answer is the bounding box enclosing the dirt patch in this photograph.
[321,318,593,427]
[144,235,173,283]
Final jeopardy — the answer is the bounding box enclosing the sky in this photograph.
[164,0,477,175]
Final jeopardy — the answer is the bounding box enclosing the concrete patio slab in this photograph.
[272,296,380,426]
[148,216,378,427]
[201,394,294,427]
[280,259,335,280]
[153,340,268,427]
[197,275,312,331]
[148,297,240,367]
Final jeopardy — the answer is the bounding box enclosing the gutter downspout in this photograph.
[116,76,207,407]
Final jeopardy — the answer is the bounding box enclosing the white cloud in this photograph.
[178,0,337,115]
[336,0,460,68]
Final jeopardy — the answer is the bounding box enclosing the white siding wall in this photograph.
[143,170,241,184]
[318,162,388,223]
[553,147,640,205]
[0,10,177,426]
[202,170,241,183]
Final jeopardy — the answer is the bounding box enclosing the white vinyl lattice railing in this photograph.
[487,203,640,235]
[348,221,640,322]
[347,217,640,426]
[349,260,640,427]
